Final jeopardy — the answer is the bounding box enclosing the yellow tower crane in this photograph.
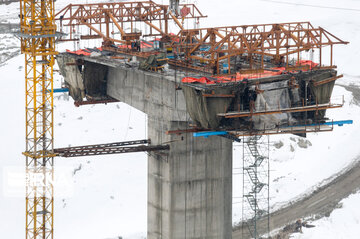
[19,0,56,238]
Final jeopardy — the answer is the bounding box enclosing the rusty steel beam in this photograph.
[74,98,119,107]
[55,145,170,157]
[218,102,343,118]
[165,125,334,137]
[233,126,334,137]
[166,124,334,137]
[55,139,170,157]
[311,74,343,86]
[57,139,150,150]
[166,128,209,135]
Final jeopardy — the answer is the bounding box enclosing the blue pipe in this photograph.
[290,120,353,128]
[194,120,353,139]
[193,131,228,138]
[321,120,353,127]
[47,88,69,93]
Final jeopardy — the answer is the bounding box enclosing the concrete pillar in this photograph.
[148,121,232,239]
[105,66,233,238]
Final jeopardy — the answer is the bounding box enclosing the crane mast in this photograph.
[19,0,56,238]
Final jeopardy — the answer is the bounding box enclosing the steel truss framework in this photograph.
[55,1,206,44]
[55,6,348,76]
[242,135,270,239]
[20,0,56,238]
[174,22,348,74]
[54,139,170,157]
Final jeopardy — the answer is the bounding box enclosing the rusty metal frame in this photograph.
[74,98,119,107]
[173,22,348,74]
[55,1,206,44]
[56,3,348,77]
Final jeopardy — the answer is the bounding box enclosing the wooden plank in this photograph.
[312,74,343,86]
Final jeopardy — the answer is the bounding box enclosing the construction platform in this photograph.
[58,51,342,135]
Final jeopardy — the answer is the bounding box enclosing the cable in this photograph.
[259,0,360,12]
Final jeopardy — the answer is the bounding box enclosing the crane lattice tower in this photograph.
[19,0,56,238]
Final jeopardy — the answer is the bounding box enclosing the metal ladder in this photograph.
[244,135,268,238]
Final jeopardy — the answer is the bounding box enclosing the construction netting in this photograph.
[309,70,336,119]
[182,84,243,129]
[181,69,337,130]
[252,80,297,130]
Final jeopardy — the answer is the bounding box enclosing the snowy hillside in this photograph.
[292,193,360,239]
[1,0,360,239]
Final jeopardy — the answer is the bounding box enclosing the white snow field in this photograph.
[292,191,360,239]
[0,0,360,238]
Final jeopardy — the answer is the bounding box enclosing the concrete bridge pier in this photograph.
[148,120,232,239]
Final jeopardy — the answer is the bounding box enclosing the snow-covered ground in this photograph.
[1,0,360,238]
[292,191,360,239]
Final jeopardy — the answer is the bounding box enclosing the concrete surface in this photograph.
[107,65,233,239]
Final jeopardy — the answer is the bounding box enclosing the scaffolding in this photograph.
[242,135,270,239]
